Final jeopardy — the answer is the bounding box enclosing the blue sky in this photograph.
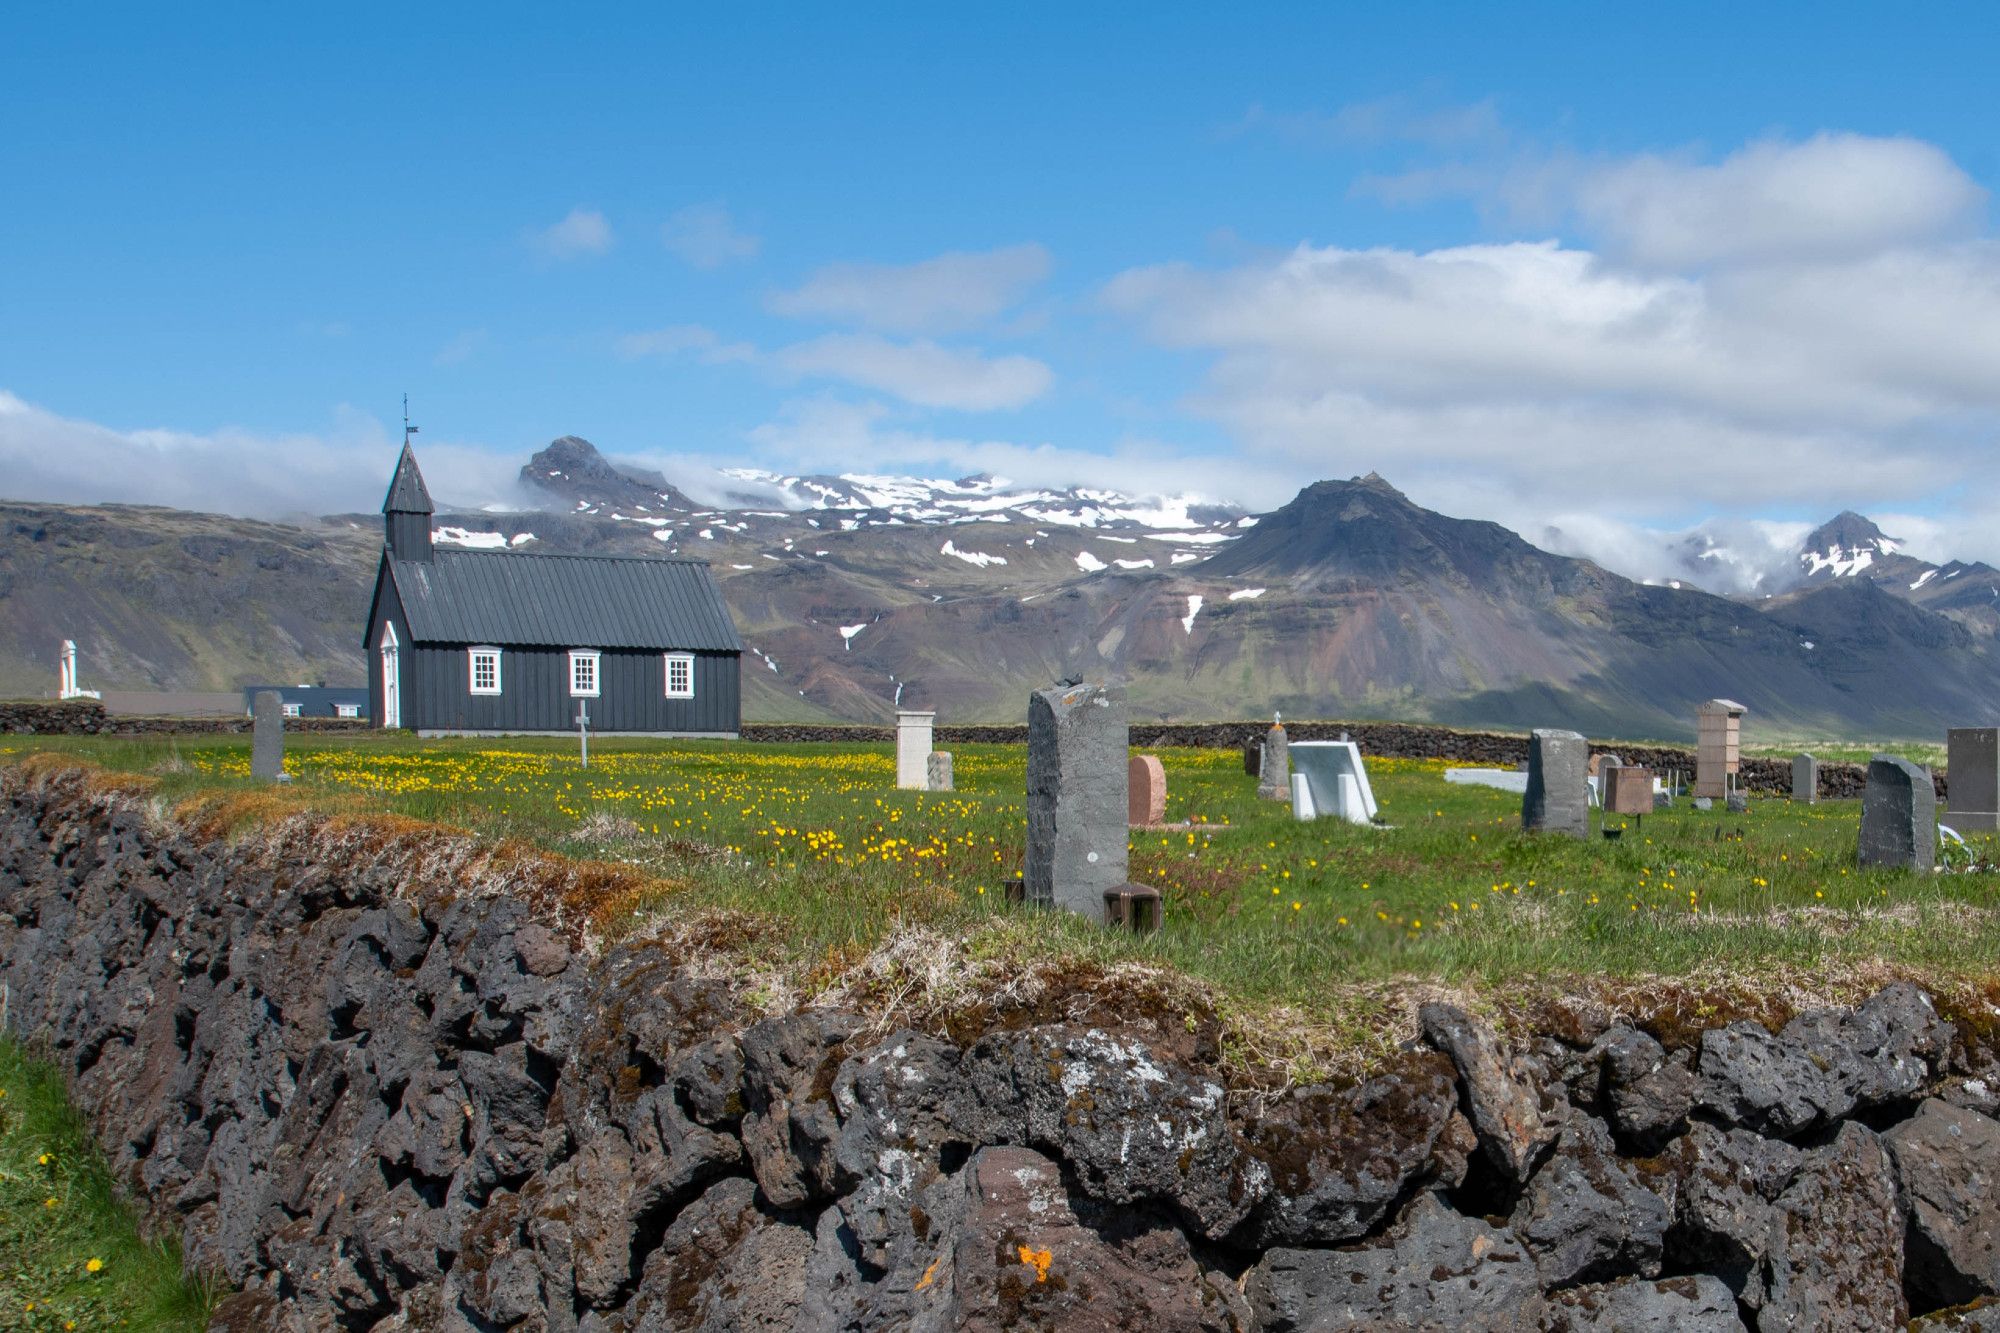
[6,4,2000,584]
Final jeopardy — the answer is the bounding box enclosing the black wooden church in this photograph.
[365,445,743,735]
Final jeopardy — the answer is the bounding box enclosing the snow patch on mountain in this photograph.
[1075,550,1108,572]
[1182,595,1203,634]
[940,540,1007,568]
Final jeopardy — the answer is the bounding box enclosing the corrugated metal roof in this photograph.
[382,444,434,514]
[389,549,743,651]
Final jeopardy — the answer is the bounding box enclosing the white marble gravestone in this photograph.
[896,710,935,790]
[1288,741,1378,824]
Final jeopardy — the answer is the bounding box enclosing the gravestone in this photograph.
[1025,682,1128,923]
[1243,738,1261,777]
[1256,722,1290,801]
[1859,755,1937,871]
[1944,728,2000,832]
[1604,765,1655,817]
[895,711,935,790]
[251,690,285,782]
[1127,755,1166,826]
[1792,753,1819,805]
[1521,729,1589,838]
[1290,740,1378,824]
[1726,791,1748,814]
[1695,699,1746,799]
[926,751,954,793]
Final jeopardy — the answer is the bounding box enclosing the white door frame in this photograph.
[379,621,401,729]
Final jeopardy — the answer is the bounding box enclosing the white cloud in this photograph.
[531,207,614,260]
[774,334,1052,410]
[1575,133,1985,268]
[660,202,760,269]
[769,243,1051,334]
[616,324,757,364]
[0,391,529,519]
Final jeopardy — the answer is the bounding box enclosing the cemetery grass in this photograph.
[7,728,1992,1008]
[0,1038,222,1331]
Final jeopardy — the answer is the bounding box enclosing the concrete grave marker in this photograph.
[926,751,954,793]
[896,711,936,790]
[1025,682,1128,923]
[1289,740,1378,825]
[1128,754,1166,827]
[1521,729,1589,838]
[1603,765,1656,817]
[1243,738,1261,777]
[251,690,286,782]
[1256,720,1290,801]
[1793,753,1819,805]
[1695,699,1746,799]
[1859,755,1937,871]
[1290,773,1316,820]
[1944,728,2000,832]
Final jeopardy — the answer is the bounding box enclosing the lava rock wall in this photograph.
[2,764,1997,1331]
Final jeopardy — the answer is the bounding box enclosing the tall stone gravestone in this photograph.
[1128,755,1166,827]
[1859,755,1936,871]
[896,711,935,790]
[1944,728,2000,832]
[926,751,954,793]
[1242,738,1261,777]
[1792,753,1819,805]
[1026,683,1128,924]
[1521,729,1588,838]
[1256,721,1290,801]
[1695,699,1746,799]
[251,690,285,782]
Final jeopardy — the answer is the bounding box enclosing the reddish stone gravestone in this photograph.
[1605,765,1655,817]
[1128,754,1166,826]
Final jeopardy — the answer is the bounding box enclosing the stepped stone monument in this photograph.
[1521,729,1588,838]
[1128,755,1166,826]
[1859,756,1936,871]
[1793,753,1819,804]
[1289,740,1377,824]
[251,690,285,782]
[1256,719,1290,801]
[1026,682,1128,923]
[926,751,954,793]
[1944,728,1999,832]
[895,711,935,790]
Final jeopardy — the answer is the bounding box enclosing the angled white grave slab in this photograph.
[1290,741,1378,824]
[1445,767,1529,794]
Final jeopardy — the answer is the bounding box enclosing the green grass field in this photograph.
[6,731,1997,1020]
[0,1040,220,1331]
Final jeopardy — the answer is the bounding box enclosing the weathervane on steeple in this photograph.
[403,393,420,447]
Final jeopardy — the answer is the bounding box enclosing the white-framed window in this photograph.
[281,703,303,719]
[568,649,601,698]
[664,652,695,699]
[469,646,503,696]
[334,703,360,719]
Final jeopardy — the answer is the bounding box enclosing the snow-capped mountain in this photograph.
[715,467,1246,532]
[1796,511,1916,582]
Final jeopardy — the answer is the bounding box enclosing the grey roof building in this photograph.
[363,445,742,735]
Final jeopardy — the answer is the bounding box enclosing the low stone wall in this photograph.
[744,721,1941,799]
[0,699,369,736]
[3,763,1998,1330]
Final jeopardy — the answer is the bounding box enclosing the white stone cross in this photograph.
[575,700,591,768]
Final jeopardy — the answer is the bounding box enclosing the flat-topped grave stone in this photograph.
[896,710,935,790]
[1793,753,1819,804]
[926,751,954,792]
[1945,728,2000,832]
[1289,740,1377,824]
[1128,754,1166,826]
[1604,765,1655,817]
[1860,755,1936,871]
[1695,698,1746,799]
[251,690,285,782]
[1257,722,1290,801]
[1243,738,1261,777]
[1522,729,1588,838]
[1445,767,1530,794]
[1026,682,1128,923]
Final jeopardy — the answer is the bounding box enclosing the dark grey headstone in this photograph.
[251,690,285,782]
[1025,683,1128,923]
[1945,728,2000,832]
[1859,755,1936,871]
[1522,729,1589,838]
[1257,724,1290,801]
[1243,737,1261,777]
[926,751,953,792]
[1726,791,1749,814]
[1793,753,1819,804]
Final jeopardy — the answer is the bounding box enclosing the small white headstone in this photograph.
[1290,773,1316,821]
[896,711,936,789]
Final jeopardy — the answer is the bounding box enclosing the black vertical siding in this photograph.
[406,645,740,733]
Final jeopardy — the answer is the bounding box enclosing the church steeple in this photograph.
[383,442,435,562]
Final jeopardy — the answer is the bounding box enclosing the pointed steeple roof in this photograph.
[383,443,434,515]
